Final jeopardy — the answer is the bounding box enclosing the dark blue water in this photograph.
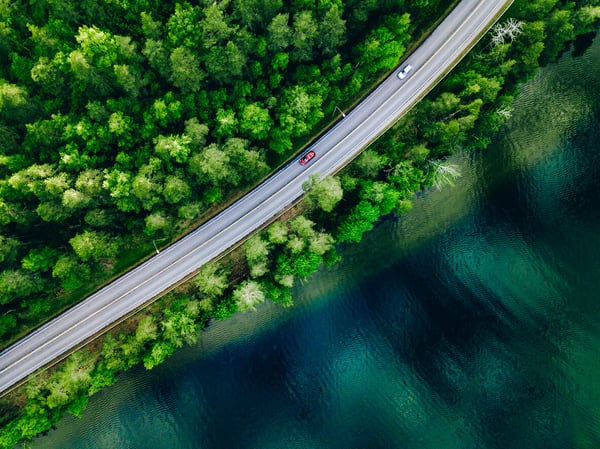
[31,37,600,449]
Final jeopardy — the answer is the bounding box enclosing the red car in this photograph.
[299,150,316,166]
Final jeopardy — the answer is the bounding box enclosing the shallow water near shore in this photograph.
[31,36,600,449]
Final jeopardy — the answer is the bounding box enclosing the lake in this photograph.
[31,35,600,449]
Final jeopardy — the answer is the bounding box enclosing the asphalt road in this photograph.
[0,0,513,395]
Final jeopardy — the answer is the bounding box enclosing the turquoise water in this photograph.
[31,36,600,449]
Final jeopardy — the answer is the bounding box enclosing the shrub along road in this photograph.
[0,0,513,395]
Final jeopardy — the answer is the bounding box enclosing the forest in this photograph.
[1,0,599,447]
[0,0,443,344]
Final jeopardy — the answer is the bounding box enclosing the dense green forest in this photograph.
[0,0,450,343]
[1,0,599,447]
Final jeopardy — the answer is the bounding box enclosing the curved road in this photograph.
[0,0,512,395]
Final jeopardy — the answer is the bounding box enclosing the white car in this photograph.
[398,64,413,79]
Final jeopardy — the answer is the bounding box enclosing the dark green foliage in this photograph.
[0,314,17,340]
[0,270,44,305]
[52,255,92,290]
[355,13,411,77]
[336,200,380,243]
[21,247,60,272]
[213,295,238,320]
[276,250,323,277]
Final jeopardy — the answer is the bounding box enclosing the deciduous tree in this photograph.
[233,280,265,312]
[239,103,272,140]
[303,174,343,212]
[194,262,230,298]
[0,269,44,305]
[162,175,191,205]
[69,230,119,262]
[169,46,204,93]
[291,10,318,62]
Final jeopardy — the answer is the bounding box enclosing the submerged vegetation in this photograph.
[0,0,599,446]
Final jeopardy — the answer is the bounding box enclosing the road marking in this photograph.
[0,0,507,386]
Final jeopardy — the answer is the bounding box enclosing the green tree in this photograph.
[200,2,235,49]
[275,250,323,278]
[21,247,60,272]
[278,84,324,137]
[188,143,236,186]
[69,230,119,262]
[36,201,71,222]
[178,201,203,220]
[75,25,122,71]
[0,313,17,339]
[162,175,191,204]
[140,11,162,40]
[360,181,401,215]
[317,4,346,56]
[239,103,273,140]
[114,64,145,97]
[389,161,424,193]
[234,0,283,30]
[161,301,200,346]
[194,262,230,298]
[291,10,318,62]
[0,269,44,305]
[45,349,95,410]
[543,9,574,60]
[0,80,28,113]
[205,41,246,84]
[107,110,132,138]
[154,134,192,164]
[84,209,112,228]
[271,51,289,72]
[353,149,388,178]
[223,137,269,183]
[143,340,176,370]
[52,255,92,290]
[166,3,202,49]
[303,174,343,212]
[0,235,20,264]
[245,234,270,278]
[132,164,163,211]
[337,200,380,243]
[308,231,334,256]
[214,108,238,139]
[184,117,209,147]
[75,169,103,196]
[30,56,66,93]
[267,13,291,52]
[142,39,170,78]
[103,168,140,213]
[62,188,91,209]
[144,212,171,236]
[42,172,71,199]
[135,315,158,345]
[289,215,317,240]
[169,46,205,93]
[575,6,600,32]
[233,280,265,312]
[266,221,289,244]
[356,14,411,76]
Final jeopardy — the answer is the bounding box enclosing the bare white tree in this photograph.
[429,161,462,190]
[490,18,524,47]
